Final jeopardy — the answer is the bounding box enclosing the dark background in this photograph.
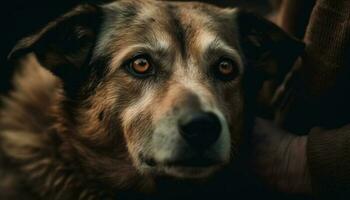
[0,0,274,96]
[0,0,97,95]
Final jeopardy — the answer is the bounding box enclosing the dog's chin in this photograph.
[160,165,223,179]
[137,160,226,179]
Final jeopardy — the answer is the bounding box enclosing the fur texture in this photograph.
[0,1,303,199]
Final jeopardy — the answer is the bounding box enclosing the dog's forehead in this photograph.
[96,0,240,65]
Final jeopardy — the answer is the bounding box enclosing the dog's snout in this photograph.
[179,112,221,150]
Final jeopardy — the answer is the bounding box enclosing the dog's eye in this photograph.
[132,58,150,73]
[126,55,154,78]
[214,59,239,81]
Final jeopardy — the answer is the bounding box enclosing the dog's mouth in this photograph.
[139,155,226,178]
[142,156,222,167]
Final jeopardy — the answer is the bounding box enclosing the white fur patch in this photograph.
[197,31,218,53]
[196,30,244,74]
[121,89,155,130]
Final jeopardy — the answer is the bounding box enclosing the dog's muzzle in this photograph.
[138,108,231,179]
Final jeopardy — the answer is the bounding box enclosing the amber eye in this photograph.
[126,55,155,78]
[214,59,239,81]
[219,60,235,74]
[132,58,150,73]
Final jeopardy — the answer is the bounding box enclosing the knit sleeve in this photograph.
[307,125,350,198]
[301,0,350,96]
[280,0,350,197]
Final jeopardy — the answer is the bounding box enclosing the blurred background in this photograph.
[0,0,280,96]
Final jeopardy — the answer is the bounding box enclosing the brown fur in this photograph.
[0,1,303,199]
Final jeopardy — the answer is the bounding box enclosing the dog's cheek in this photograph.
[122,110,154,164]
[221,83,245,147]
[117,84,155,161]
[74,82,123,146]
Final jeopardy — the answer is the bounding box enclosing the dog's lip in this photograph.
[163,158,222,167]
[139,155,226,178]
[140,155,222,168]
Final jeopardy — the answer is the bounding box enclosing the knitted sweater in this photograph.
[279,0,350,198]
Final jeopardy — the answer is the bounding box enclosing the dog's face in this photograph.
[97,1,246,178]
[10,0,302,184]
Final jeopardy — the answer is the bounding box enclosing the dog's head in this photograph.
[9,0,302,182]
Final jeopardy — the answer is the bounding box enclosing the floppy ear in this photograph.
[236,11,304,117]
[8,4,102,86]
[237,10,304,82]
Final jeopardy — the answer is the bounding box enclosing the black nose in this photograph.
[179,112,222,150]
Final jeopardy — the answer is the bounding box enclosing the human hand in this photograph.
[250,118,312,194]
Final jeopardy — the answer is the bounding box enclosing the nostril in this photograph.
[178,112,222,150]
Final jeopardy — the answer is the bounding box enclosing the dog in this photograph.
[0,0,303,199]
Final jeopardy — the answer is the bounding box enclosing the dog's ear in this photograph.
[8,4,102,84]
[236,11,304,117]
[236,11,304,82]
